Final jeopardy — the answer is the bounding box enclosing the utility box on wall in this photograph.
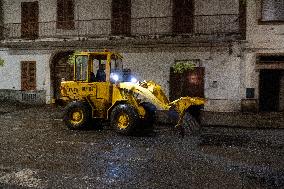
[241,88,258,113]
[246,88,255,98]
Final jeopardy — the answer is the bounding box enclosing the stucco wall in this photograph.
[244,0,284,106]
[3,0,240,37]
[246,0,284,50]
[3,0,111,37]
[121,45,241,112]
[0,49,51,100]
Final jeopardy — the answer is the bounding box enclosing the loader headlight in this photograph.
[130,77,138,83]
[111,73,119,82]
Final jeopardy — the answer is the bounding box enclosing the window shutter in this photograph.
[21,1,39,39]
[111,0,131,35]
[57,0,64,22]
[21,61,36,91]
[66,0,74,21]
[57,0,74,29]
[173,0,194,34]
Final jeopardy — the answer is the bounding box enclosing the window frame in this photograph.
[259,0,284,24]
[74,55,89,82]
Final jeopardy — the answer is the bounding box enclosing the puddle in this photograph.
[199,134,251,148]
[0,169,47,188]
[240,167,284,188]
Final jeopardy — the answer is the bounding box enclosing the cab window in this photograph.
[75,55,88,81]
[110,57,123,73]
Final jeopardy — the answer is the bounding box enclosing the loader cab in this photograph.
[73,51,123,83]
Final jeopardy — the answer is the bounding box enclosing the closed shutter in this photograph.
[57,0,75,29]
[111,0,131,35]
[21,1,39,39]
[21,61,36,91]
[173,0,194,34]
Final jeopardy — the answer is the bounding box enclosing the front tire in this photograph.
[110,104,139,135]
[140,102,156,128]
[63,101,92,130]
[182,112,201,135]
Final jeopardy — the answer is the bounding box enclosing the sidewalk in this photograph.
[201,111,284,128]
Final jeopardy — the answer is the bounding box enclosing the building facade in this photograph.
[0,0,282,115]
[244,0,284,112]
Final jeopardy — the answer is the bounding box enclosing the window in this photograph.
[261,0,284,22]
[75,56,88,81]
[21,1,39,39]
[21,61,36,91]
[173,0,194,33]
[111,0,131,35]
[0,0,3,28]
[57,0,75,29]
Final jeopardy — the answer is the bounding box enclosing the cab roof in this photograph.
[75,51,123,59]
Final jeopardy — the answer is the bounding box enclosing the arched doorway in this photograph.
[50,51,74,100]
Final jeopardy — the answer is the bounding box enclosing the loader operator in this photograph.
[95,63,106,82]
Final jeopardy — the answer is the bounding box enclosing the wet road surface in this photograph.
[0,101,283,188]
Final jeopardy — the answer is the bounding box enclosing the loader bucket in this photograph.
[169,97,205,136]
[119,80,206,136]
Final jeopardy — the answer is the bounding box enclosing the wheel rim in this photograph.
[117,113,130,129]
[70,109,84,124]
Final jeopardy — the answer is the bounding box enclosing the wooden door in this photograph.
[21,1,39,39]
[170,67,204,101]
[21,61,36,91]
[259,70,281,112]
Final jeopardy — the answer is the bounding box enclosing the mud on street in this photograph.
[0,101,283,189]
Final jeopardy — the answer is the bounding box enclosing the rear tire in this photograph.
[110,104,139,135]
[63,101,92,130]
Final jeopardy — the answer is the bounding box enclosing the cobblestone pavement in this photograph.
[0,101,283,189]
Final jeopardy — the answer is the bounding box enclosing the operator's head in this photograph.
[99,63,105,70]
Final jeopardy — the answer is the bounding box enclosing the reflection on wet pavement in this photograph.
[0,104,283,188]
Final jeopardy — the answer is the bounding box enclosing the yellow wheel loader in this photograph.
[59,50,205,135]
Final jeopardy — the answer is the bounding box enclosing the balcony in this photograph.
[1,14,243,47]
